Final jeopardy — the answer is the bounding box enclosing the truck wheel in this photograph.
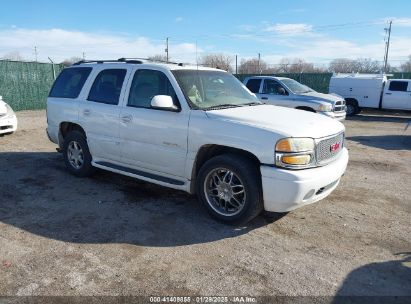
[196,154,263,224]
[345,100,359,116]
[63,130,94,177]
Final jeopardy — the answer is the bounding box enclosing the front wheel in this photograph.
[196,154,263,224]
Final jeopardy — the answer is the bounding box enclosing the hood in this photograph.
[300,91,343,104]
[206,104,344,138]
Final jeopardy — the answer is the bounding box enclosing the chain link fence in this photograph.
[1,59,410,111]
[0,60,64,111]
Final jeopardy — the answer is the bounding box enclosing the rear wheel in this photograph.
[63,130,94,177]
[196,154,263,224]
[345,99,360,116]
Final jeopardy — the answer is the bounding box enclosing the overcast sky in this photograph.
[1,0,410,66]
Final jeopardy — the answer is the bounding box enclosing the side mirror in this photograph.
[150,95,178,111]
[278,88,287,95]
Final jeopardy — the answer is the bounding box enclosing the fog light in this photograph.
[282,154,311,165]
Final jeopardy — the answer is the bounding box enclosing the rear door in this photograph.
[79,67,131,162]
[382,80,411,110]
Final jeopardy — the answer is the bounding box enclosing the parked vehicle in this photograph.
[329,73,411,116]
[0,95,17,135]
[47,59,348,224]
[243,76,346,121]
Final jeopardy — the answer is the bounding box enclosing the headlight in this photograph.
[318,104,332,112]
[276,138,314,152]
[275,137,315,169]
[5,103,15,117]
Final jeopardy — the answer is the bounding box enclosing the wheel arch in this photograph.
[190,144,261,193]
[295,106,316,112]
[58,122,86,148]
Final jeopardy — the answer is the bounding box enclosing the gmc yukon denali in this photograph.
[46,59,349,224]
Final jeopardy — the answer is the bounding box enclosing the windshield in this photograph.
[281,78,315,94]
[172,70,261,110]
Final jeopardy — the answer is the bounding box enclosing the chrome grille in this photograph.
[334,100,346,112]
[316,133,344,164]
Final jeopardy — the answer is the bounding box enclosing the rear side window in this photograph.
[88,69,127,105]
[127,69,178,108]
[49,67,92,98]
[245,79,262,93]
[388,81,408,92]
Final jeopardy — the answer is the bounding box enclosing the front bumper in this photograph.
[320,111,346,121]
[0,114,17,134]
[260,147,348,212]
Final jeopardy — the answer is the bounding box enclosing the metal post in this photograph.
[258,53,261,74]
[48,57,56,80]
[165,37,169,63]
[384,21,392,73]
[235,55,238,75]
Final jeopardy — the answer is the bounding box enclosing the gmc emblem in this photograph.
[330,142,341,153]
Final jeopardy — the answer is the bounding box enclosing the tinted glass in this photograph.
[388,81,408,92]
[49,67,92,98]
[262,79,285,95]
[128,69,178,108]
[245,79,262,93]
[88,69,127,105]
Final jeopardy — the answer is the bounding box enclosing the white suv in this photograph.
[47,59,348,224]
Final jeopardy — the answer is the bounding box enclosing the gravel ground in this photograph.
[0,110,410,298]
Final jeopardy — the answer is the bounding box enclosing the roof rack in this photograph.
[118,57,184,66]
[73,58,184,66]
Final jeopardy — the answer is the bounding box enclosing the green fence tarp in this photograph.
[1,59,410,111]
[0,60,64,111]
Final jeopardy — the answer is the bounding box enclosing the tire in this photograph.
[62,130,94,177]
[345,100,359,116]
[196,154,263,224]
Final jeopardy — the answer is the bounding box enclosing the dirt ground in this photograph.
[0,110,410,298]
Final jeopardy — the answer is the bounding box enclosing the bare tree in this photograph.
[237,58,268,74]
[200,54,233,72]
[61,56,83,66]
[1,51,24,61]
[148,54,168,62]
[399,55,411,72]
[276,58,322,73]
[329,58,382,73]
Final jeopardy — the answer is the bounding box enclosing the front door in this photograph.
[258,79,291,107]
[383,80,411,110]
[119,68,189,178]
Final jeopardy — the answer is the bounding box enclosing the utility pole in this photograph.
[34,46,38,62]
[235,55,238,75]
[383,20,392,73]
[82,52,86,60]
[258,53,261,74]
[165,37,169,62]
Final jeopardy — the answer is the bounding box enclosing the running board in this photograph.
[94,161,185,186]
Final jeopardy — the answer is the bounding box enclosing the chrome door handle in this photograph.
[261,97,268,100]
[385,93,392,95]
[121,115,132,123]
[83,109,91,116]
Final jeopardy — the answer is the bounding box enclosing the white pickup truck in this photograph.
[243,76,346,121]
[329,73,411,115]
[47,59,348,224]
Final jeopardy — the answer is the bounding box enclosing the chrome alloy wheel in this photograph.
[204,168,246,216]
[67,140,84,169]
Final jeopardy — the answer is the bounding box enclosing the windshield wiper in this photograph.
[203,104,243,110]
[243,102,263,106]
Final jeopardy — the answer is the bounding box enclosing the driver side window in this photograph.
[262,79,286,95]
[128,69,179,108]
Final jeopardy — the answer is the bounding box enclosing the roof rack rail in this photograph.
[118,57,184,66]
[73,58,184,66]
[72,59,144,66]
